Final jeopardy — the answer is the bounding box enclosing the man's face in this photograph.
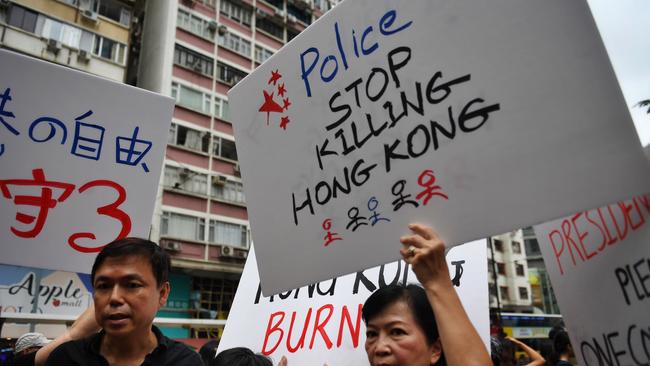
[93,255,169,337]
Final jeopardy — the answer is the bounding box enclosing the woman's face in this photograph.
[364,300,441,366]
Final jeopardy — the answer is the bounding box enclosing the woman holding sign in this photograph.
[362,223,491,366]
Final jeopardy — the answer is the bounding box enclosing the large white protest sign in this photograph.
[229,0,650,294]
[218,241,489,366]
[0,50,173,274]
[534,191,650,366]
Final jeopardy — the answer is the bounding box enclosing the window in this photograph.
[287,4,311,25]
[92,35,127,64]
[496,262,506,275]
[168,123,210,153]
[255,45,274,64]
[98,0,132,26]
[493,239,504,252]
[161,211,205,242]
[264,0,283,9]
[209,220,249,248]
[177,8,215,40]
[512,241,522,254]
[314,0,332,11]
[164,165,208,195]
[499,286,510,301]
[214,97,230,121]
[8,5,38,33]
[212,135,238,161]
[171,82,212,114]
[216,62,248,86]
[174,44,214,76]
[219,0,252,26]
[519,287,529,300]
[256,17,284,39]
[516,263,525,276]
[41,18,83,49]
[525,238,541,256]
[212,178,245,204]
[218,31,251,58]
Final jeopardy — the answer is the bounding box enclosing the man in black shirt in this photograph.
[46,238,202,366]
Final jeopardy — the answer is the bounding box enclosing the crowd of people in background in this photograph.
[1,224,577,366]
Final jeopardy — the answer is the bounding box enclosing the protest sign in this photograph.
[534,191,650,366]
[0,49,173,274]
[218,240,489,366]
[229,0,650,295]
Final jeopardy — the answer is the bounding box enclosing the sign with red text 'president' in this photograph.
[229,0,650,295]
[534,190,650,365]
[0,50,173,274]
[218,240,489,366]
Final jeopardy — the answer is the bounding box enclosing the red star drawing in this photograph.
[283,98,291,111]
[268,70,282,86]
[258,90,284,125]
[277,83,286,98]
[280,116,290,130]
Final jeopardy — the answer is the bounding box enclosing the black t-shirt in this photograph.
[44,326,202,366]
[556,361,573,366]
[11,352,36,366]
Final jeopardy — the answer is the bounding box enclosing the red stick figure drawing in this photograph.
[322,218,342,247]
[416,169,449,206]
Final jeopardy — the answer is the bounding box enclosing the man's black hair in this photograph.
[211,347,272,366]
[91,237,170,288]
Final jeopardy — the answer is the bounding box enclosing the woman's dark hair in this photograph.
[211,347,272,366]
[91,237,170,288]
[362,284,445,365]
[553,330,572,355]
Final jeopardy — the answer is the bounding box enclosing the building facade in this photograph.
[137,0,337,338]
[0,0,138,82]
[488,229,533,313]
[522,226,561,314]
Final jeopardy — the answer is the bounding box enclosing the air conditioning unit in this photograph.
[208,20,218,32]
[211,174,228,186]
[81,9,98,22]
[163,241,182,252]
[274,9,285,18]
[217,25,227,36]
[233,163,241,176]
[239,250,248,259]
[287,14,297,23]
[182,0,196,7]
[77,49,91,62]
[46,39,61,54]
[221,245,235,257]
[256,8,267,18]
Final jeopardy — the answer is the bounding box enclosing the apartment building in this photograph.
[488,229,534,313]
[0,0,138,82]
[136,0,336,338]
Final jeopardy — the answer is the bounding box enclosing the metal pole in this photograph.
[29,271,42,332]
[488,237,503,331]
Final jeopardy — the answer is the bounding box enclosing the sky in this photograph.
[587,0,650,146]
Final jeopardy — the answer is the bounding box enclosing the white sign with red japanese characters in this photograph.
[230,0,650,295]
[218,240,489,366]
[0,50,173,273]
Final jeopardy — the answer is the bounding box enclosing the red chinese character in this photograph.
[416,169,449,206]
[322,218,342,247]
[0,168,75,238]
